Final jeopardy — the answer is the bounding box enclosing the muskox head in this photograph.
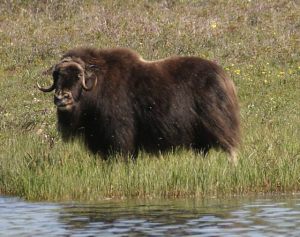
[37,57,97,112]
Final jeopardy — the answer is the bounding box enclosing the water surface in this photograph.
[1,194,300,236]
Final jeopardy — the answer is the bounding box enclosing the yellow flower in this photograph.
[234,69,241,75]
[211,22,217,29]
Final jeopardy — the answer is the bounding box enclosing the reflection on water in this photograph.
[1,195,300,236]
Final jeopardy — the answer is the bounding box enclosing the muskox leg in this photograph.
[107,129,137,161]
[84,129,136,160]
[193,127,214,156]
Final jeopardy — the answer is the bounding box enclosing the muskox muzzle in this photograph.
[54,90,74,111]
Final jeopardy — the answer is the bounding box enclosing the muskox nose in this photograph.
[54,90,72,105]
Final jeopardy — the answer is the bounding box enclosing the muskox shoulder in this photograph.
[63,47,141,65]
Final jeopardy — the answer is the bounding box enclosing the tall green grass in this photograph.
[1,132,299,201]
[0,0,299,201]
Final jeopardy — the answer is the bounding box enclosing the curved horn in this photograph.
[36,82,55,92]
[81,72,97,91]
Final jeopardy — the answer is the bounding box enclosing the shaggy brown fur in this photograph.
[38,47,240,163]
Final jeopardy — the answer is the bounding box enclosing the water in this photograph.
[1,195,300,237]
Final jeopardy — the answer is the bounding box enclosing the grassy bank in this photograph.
[0,0,299,201]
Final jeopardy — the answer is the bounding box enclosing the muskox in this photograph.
[37,47,240,164]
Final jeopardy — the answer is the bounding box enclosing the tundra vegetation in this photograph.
[0,0,299,201]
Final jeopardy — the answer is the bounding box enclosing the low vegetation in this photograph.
[0,0,299,201]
